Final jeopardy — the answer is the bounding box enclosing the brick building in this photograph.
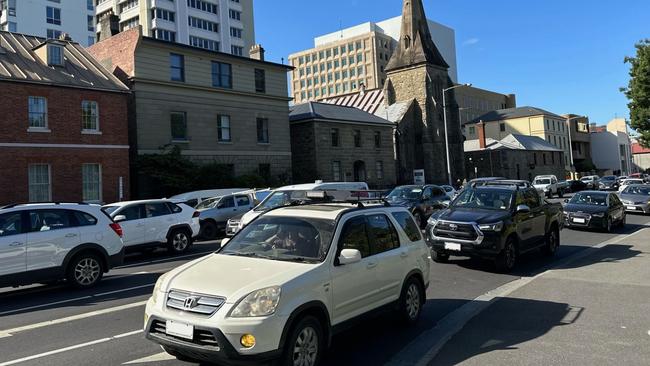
[0,31,130,205]
[289,102,396,188]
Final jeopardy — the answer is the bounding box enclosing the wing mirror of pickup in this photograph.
[564,199,569,204]
[338,249,362,265]
[113,215,127,223]
[516,205,531,214]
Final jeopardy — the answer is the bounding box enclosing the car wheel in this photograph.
[495,237,517,273]
[200,220,218,240]
[413,211,424,229]
[398,277,424,325]
[168,229,192,254]
[67,253,103,288]
[281,316,324,366]
[543,226,560,256]
[431,250,449,263]
[618,213,626,228]
[604,217,613,233]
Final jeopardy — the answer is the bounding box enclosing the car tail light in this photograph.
[110,223,123,238]
[192,211,201,218]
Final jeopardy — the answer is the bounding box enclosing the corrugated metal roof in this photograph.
[465,134,562,152]
[290,101,393,125]
[0,31,129,93]
[467,106,564,124]
[320,89,385,115]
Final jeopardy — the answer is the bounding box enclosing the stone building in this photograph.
[289,102,396,188]
[87,27,293,197]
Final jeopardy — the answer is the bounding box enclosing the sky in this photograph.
[253,0,649,125]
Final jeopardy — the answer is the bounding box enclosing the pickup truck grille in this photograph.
[226,219,240,236]
[434,221,479,241]
[166,290,225,316]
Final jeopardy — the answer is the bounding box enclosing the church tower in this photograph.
[385,0,465,184]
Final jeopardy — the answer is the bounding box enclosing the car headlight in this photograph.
[427,217,438,228]
[592,212,605,218]
[478,221,503,232]
[229,286,281,318]
[563,211,568,216]
[151,272,169,305]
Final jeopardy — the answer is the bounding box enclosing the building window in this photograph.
[152,8,175,22]
[87,15,94,31]
[217,115,231,142]
[47,44,64,66]
[469,126,476,135]
[374,131,381,148]
[190,36,219,51]
[28,164,51,202]
[211,61,232,88]
[119,0,139,12]
[87,0,94,10]
[255,69,266,93]
[354,130,361,147]
[188,16,218,32]
[332,161,341,181]
[120,16,140,31]
[231,45,243,56]
[499,123,506,132]
[87,36,95,46]
[258,164,270,178]
[81,101,99,131]
[230,27,242,38]
[6,0,16,16]
[46,7,61,25]
[170,53,184,81]
[375,161,384,180]
[187,0,218,14]
[170,112,187,141]
[28,96,48,129]
[257,118,269,143]
[229,9,241,20]
[82,164,102,203]
[154,29,176,42]
[8,22,17,32]
[331,128,339,147]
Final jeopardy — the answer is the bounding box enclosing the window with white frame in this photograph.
[47,44,64,66]
[81,101,99,131]
[28,164,51,202]
[190,36,219,51]
[82,164,102,202]
[217,115,231,142]
[46,6,61,25]
[28,97,48,129]
[229,9,241,20]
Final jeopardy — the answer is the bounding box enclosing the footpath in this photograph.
[431,228,650,366]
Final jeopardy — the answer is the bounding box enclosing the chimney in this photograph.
[477,121,487,149]
[249,44,265,61]
[58,33,73,41]
[97,12,120,42]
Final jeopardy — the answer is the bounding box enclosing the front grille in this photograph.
[226,220,240,235]
[166,290,225,316]
[433,221,478,241]
[149,320,220,348]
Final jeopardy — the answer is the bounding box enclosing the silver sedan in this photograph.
[619,184,650,214]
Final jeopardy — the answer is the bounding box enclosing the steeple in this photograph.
[385,0,449,72]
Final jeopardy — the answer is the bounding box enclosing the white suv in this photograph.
[103,200,201,255]
[144,201,430,366]
[0,203,124,289]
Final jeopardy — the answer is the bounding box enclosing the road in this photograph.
[1,200,649,366]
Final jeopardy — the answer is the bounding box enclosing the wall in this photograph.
[591,131,620,172]
[456,86,516,123]
[465,149,566,181]
[633,153,650,172]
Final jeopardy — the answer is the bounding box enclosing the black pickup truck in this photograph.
[425,182,564,272]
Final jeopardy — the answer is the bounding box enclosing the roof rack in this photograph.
[294,190,391,209]
[1,202,92,210]
[471,180,531,190]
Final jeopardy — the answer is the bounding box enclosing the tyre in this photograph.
[495,237,517,273]
[413,211,424,229]
[618,213,626,228]
[66,253,103,288]
[168,229,192,254]
[398,277,424,325]
[543,226,560,256]
[200,220,218,241]
[431,250,449,263]
[604,217,613,233]
[280,316,324,366]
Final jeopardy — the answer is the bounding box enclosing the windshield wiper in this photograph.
[222,252,274,259]
[278,257,319,263]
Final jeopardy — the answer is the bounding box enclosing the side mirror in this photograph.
[516,205,531,214]
[114,215,127,223]
[442,201,450,208]
[338,249,362,265]
[220,238,230,248]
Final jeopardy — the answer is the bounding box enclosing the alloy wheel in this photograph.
[405,283,421,320]
[293,326,319,366]
[74,258,101,286]
[505,241,516,269]
[172,232,189,251]
[548,230,558,253]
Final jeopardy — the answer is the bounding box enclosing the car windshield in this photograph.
[534,179,551,185]
[452,189,513,211]
[570,193,607,206]
[102,206,119,215]
[387,186,422,200]
[623,186,650,195]
[254,190,306,212]
[221,216,335,262]
[196,197,221,210]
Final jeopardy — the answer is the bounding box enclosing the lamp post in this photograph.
[443,83,472,185]
[566,115,587,179]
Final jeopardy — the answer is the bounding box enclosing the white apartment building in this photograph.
[591,118,634,175]
[95,0,255,56]
[0,0,97,46]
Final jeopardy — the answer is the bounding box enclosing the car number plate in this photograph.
[572,218,586,224]
[444,242,461,251]
[166,320,194,340]
[627,206,636,210]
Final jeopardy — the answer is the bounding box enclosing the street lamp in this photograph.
[443,83,472,185]
[566,115,587,179]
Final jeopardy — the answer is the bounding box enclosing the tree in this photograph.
[622,39,650,147]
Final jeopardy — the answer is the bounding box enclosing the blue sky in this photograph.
[254,0,649,124]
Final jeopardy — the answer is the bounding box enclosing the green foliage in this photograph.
[622,39,650,147]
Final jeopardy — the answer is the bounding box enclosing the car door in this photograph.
[144,202,174,243]
[116,205,146,247]
[608,194,624,222]
[330,215,377,324]
[524,189,546,247]
[0,211,27,276]
[365,213,405,307]
[26,209,80,272]
[421,186,435,217]
[431,186,449,207]
[514,191,535,246]
[235,195,253,215]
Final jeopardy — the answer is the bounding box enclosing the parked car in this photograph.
[619,185,650,214]
[441,185,458,200]
[102,200,200,254]
[566,180,588,193]
[618,179,645,192]
[563,191,625,232]
[144,200,430,365]
[385,185,449,228]
[0,203,124,289]
[226,182,368,236]
[425,185,563,272]
[532,175,564,198]
[598,175,619,191]
[580,175,600,190]
[616,176,629,183]
[169,189,249,208]
[198,190,272,240]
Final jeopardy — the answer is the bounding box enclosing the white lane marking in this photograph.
[115,252,209,269]
[0,301,148,338]
[123,352,176,364]
[0,330,142,366]
[389,225,650,366]
[0,284,154,317]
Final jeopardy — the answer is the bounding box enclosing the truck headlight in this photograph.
[478,221,503,232]
[229,286,281,318]
[427,217,438,228]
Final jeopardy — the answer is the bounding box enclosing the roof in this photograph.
[632,143,650,154]
[320,89,386,115]
[467,106,564,125]
[265,203,402,221]
[0,31,129,93]
[103,199,171,207]
[465,134,562,152]
[290,101,393,126]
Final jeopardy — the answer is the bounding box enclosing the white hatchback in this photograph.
[144,202,430,366]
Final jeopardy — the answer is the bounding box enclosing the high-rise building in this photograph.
[288,15,456,103]
[94,0,255,56]
[0,0,97,46]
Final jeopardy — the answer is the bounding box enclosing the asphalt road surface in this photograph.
[1,199,648,366]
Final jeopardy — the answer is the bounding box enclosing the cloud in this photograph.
[463,38,480,46]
